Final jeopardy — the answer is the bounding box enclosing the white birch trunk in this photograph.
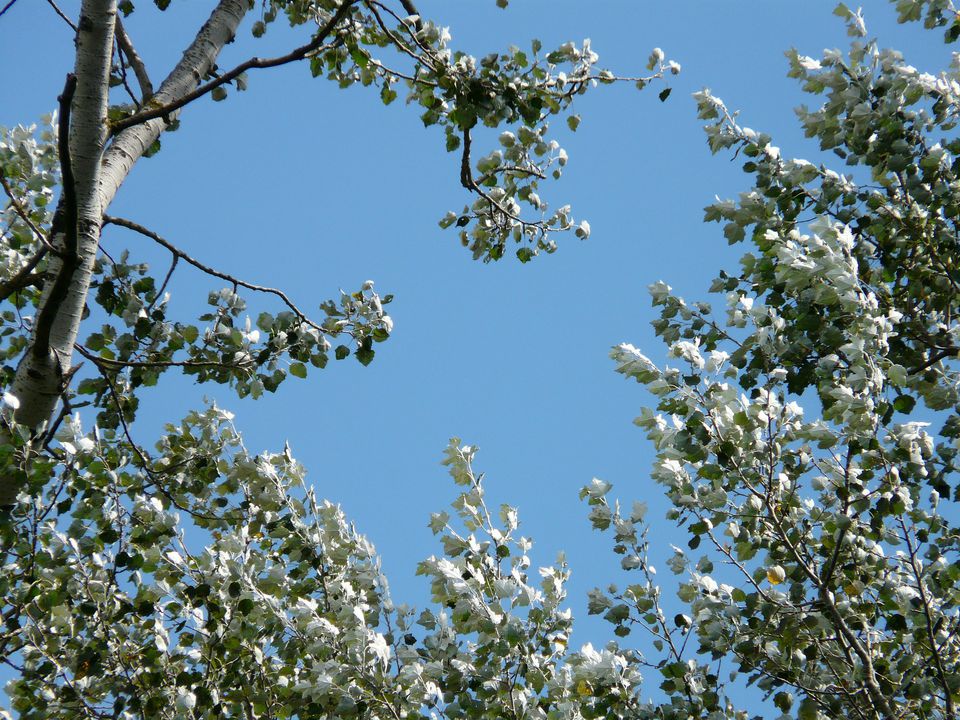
[100,0,248,207]
[5,0,116,445]
[1,0,249,505]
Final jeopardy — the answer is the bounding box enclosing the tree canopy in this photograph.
[1,1,959,719]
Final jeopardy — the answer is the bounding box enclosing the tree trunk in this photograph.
[1,0,249,506]
[6,0,116,438]
[99,0,248,207]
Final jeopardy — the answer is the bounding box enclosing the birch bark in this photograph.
[99,0,248,207]
[2,0,249,505]
[6,0,116,436]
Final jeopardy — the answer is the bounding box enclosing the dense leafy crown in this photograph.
[600,4,960,719]
[1,1,959,719]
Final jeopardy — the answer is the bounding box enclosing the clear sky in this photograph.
[0,0,954,705]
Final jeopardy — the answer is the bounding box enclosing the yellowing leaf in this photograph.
[766,565,786,585]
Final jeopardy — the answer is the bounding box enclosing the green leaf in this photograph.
[289,362,307,379]
[380,84,398,106]
[356,346,375,366]
[658,87,672,102]
[893,395,916,413]
[143,138,162,158]
[350,47,369,68]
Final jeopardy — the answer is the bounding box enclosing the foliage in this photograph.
[2,1,959,720]
[595,4,960,718]
[0,0,671,717]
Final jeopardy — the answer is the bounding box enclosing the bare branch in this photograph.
[149,254,178,312]
[114,15,152,99]
[32,74,79,361]
[45,0,77,32]
[0,0,19,21]
[110,1,357,134]
[101,214,325,334]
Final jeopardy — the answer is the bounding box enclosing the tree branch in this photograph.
[109,0,357,134]
[0,263,46,303]
[114,15,152,99]
[75,342,244,371]
[0,171,58,253]
[32,74,78,361]
[101,215,325,334]
[0,0,18,21]
[911,345,959,375]
[901,517,956,720]
[396,0,423,31]
[99,0,248,210]
[45,0,77,32]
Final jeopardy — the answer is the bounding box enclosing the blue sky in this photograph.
[1,0,955,702]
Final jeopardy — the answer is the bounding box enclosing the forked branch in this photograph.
[109,0,357,134]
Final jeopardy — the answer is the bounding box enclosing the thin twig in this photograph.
[0,171,57,253]
[110,0,357,134]
[0,0,18,21]
[114,41,142,108]
[102,214,326,333]
[74,342,245,371]
[45,0,77,31]
[148,254,178,312]
[366,1,437,71]
[900,517,956,720]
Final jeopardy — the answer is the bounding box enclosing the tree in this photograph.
[593,3,960,718]
[0,0,675,717]
[3,1,959,720]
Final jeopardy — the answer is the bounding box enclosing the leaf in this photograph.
[289,362,307,379]
[658,87,672,102]
[143,138,162,158]
[350,48,370,68]
[356,346,375,366]
[766,565,786,585]
[380,84,398,106]
[516,247,534,263]
[893,395,916,413]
